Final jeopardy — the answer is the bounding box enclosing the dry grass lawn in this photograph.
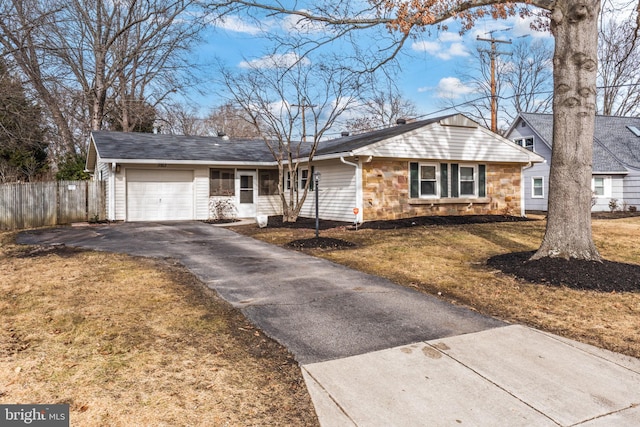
[235,216,640,359]
[0,232,318,426]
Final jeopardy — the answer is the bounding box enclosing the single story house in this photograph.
[506,113,640,212]
[86,114,543,223]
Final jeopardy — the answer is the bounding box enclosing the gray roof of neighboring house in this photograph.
[90,115,455,164]
[519,112,640,172]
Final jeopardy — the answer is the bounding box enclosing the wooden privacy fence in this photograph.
[0,180,106,230]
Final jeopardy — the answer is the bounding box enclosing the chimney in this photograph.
[396,118,407,125]
[341,131,350,137]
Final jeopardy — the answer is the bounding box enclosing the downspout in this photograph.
[521,162,534,217]
[341,156,364,223]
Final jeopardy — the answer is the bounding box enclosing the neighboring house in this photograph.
[506,113,640,212]
[85,114,543,223]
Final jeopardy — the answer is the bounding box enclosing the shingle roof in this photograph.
[90,115,456,163]
[519,113,640,172]
[91,131,277,162]
[313,116,448,157]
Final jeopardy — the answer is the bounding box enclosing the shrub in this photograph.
[609,198,619,212]
[208,198,237,220]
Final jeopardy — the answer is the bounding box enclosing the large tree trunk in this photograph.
[532,0,602,261]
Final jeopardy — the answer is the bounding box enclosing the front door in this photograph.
[237,171,257,218]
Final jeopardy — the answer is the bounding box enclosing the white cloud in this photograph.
[239,52,311,69]
[438,32,463,43]
[411,40,469,60]
[281,10,327,34]
[215,15,263,35]
[435,77,475,99]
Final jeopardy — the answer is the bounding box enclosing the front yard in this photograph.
[234,215,640,359]
[2,214,639,425]
[0,233,318,426]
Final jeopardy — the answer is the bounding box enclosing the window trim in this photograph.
[209,168,235,197]
[410,162,485,200]
[458,165,478,197]
[592,176,611,197]
[513,136,534,151]
[418,162,439,198]
[258,169,279,196]
[532,176,544,198]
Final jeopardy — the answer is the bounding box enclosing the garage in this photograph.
[126,169,194,221]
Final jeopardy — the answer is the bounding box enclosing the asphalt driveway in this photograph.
[17,221,504,364]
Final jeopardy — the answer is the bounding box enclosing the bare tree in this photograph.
[597,16,640,116]
[219,54,369,222]
[346,84,417,134]
[443,37,552,133]
[504,38,553,119]
[207,102,265,138]
[222,0,605,261]
[444,40,511,131]
[0,0,204,159]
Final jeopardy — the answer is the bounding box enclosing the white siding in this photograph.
[96,161,114,220]
[194,167,209,220]
[592,175,625,211]
[623,170,640,209]
[258,195,281,216]
[296,160,358,222]
[115,168,126,220]
[359,124,539,164]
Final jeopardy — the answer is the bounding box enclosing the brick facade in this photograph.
[362,160,521,221]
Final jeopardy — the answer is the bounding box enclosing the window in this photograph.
[259,170,278,195]
[514,137,534,151]
[532,177,544,198]
[285,171,291,190]
[300,168,309,189]
[210,169,235,196]
[420,164,438,197]
[459,166,476,196]
[592,177,606,196]
[410,162,485,199]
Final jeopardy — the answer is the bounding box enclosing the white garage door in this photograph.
[126,169,194,221]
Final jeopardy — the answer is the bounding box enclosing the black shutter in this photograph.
[479,165,486,197]
[410,162,419,198]
[451,164,459,197]
[440,163,448,198]
[310,166,315,191]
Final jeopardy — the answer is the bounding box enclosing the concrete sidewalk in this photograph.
[17,222,640,426]
[303,325,640,426]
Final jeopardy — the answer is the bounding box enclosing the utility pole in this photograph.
[477,33,512,133]
[292,101,316,142]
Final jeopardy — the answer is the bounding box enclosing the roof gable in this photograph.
[515,113,640,172]
[345,115,542,164]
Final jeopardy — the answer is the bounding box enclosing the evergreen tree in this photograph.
[0,60,48,182]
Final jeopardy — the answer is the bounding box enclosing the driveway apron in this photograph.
[17,221,504,364]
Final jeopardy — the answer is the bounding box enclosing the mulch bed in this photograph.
[268,213,640,293]
[487,251,640,293]
[286,237,356,250]
[265,214,531,230]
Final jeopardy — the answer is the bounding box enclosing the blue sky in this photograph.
[188,8,553,123]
